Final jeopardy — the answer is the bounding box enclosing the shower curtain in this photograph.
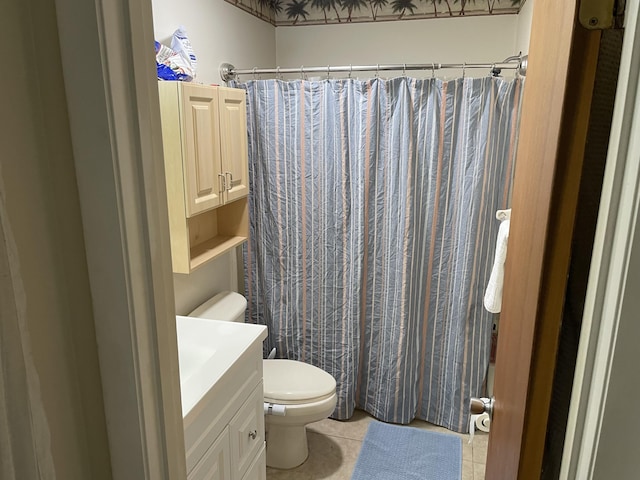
[238,76,522,432]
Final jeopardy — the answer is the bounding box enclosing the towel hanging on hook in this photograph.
[484,215,510,314]
[484,209,511,313]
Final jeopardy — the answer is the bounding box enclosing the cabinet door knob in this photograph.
[248,430,257,440]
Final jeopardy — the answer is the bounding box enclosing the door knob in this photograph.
[470,396,494,418]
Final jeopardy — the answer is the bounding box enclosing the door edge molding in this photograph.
[562,0,640,477]
[53,0,186,478]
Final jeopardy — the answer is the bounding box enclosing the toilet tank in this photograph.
[188,291,247,322]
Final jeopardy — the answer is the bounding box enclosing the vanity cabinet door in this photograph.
[229,383,265,480]
[188,426,231,480]
[241,447,266,480]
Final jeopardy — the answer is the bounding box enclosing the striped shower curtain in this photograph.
[238,76,522,432]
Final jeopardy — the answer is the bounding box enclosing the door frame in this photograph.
[561,0,640,476]
[53,0,186,478]
[51,0,640,478]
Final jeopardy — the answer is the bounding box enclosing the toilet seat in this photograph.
[263,359,336,405]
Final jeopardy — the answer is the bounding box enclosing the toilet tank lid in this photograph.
[188,291,247,321]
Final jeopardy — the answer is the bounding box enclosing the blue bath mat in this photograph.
[351,421,462,480]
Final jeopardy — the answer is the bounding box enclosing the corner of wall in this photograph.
[515,0,535,55]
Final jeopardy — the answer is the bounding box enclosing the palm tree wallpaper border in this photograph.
[225,0,526,26]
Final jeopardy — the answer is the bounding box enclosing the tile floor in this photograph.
[265,410,488,480]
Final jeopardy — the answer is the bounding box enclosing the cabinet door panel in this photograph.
[229,383,265,480]
[218,88,249,203]
[183,84,222,216]
[188,426,231,480]
[241,447,266,480]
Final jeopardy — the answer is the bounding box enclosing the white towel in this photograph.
[484,219,510,313]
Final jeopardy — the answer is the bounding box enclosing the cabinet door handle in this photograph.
[218,173,226,193]
[225,172,233,191]
[248,430,257,440]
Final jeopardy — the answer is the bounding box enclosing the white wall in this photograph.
[276,15,520,78]
[152,0,276,84]
[172,253,239,315]
[152,0,276,313]
[515,0,535,55]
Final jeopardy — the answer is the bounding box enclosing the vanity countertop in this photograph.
[175,316,267,418]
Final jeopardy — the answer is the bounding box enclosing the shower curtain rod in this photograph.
[220,55,527,82]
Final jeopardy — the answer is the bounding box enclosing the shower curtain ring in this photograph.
[253,67,257,80]
[349,64,353,79]
[463,62,466,78]
[327,65,330,79]
[403,63,407,77]
[376,64,380,78]
[431,63,435,79]
[276,66,281,80]
[301,65,306,80]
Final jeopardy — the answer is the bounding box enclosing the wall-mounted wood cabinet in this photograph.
[158,81,249,274]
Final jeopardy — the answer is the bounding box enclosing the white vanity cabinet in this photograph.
[176,317,267,480]
[187,385,265,480]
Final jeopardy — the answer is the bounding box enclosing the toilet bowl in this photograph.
[188,291,337,470]
[262,359,336,469]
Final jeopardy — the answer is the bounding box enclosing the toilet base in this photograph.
[266,423,309,469]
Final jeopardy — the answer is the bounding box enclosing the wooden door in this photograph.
[485,0,604,478]
[182,83,223,216]
[218,87,250,203]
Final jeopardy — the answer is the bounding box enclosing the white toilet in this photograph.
[189,291,337,470]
